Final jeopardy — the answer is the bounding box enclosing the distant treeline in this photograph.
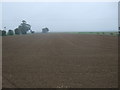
[65,32,119,36]
[0,20,35,36]
[0,29,35,36]
[0,20,50,36]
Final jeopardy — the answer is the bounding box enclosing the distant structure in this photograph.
[42,27,49,33]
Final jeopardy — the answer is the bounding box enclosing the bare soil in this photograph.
[2,33,118,88]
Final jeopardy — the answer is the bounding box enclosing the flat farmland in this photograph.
[2,33,118,88]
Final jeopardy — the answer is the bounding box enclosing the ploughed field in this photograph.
[2,33,118,88]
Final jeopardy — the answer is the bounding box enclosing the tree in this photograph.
[110,32,113,36]
[42,27,49,33]
[97,32,99,35]
[14,28,20,35]
[8,30,14,35]
[30,30,35,33]
[118,27,120,36]
[18,20,31,34]
[0,30,2,36]
[2,30,6,36]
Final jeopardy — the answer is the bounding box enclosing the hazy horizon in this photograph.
[1,2,118,32]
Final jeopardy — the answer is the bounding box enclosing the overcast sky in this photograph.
[1,2,118,32]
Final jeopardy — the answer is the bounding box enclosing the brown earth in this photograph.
[0,36,2,89]
[2,33,118,88]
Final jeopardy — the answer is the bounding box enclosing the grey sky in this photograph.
[2,2,118,32]
[119,1,120,27]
